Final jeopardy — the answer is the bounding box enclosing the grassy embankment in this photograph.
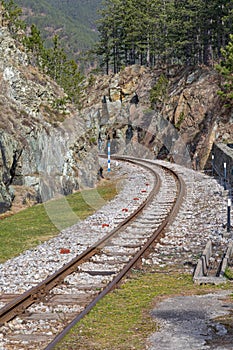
[0,179,117,262]
[54,267,232,350]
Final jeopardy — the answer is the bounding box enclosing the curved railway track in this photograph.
[0,157,186,350]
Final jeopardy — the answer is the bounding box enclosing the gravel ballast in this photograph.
[0,158,233,349]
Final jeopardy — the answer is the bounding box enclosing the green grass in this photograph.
[54,269,232,350]
[225,267,233,280]
[0,181,117,263]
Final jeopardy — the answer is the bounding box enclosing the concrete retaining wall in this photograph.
[193,240,233,285]
[212,143,233,187]
[193,241,213,284]
[219,241,233,278]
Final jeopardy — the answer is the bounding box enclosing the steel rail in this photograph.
[0,159,160,326]
[45,158,186,350]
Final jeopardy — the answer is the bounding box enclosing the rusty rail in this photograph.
[0,159,160,326]
[0,158,186,350]
[45,158,186,349]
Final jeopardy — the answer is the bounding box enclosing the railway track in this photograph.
[0,157,186,350]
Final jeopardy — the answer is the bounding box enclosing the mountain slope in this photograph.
[0,23,99,212]
[13,0,102,55]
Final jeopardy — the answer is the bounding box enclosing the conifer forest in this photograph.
[95,0,233,74]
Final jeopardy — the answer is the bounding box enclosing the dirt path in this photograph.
[148,291,233,350]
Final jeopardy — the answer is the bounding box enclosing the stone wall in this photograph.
[212,143,233,188]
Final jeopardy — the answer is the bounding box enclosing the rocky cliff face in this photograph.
[82,64,232,170]
[0,26,99,213]
[1,21,232,214]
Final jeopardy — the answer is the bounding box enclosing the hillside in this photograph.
[0,22,99,213]
[13,0,102,57]
[0,1,232,215]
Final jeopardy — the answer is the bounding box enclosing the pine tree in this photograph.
[216,34,233,105]
[1,0,25,35]
[1,0,84,107]
[23,24,46,67]
[46,35,67,82]
[61,59,84,106]
[95,0,233,72]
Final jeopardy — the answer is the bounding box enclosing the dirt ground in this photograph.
[148,291,233,350]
